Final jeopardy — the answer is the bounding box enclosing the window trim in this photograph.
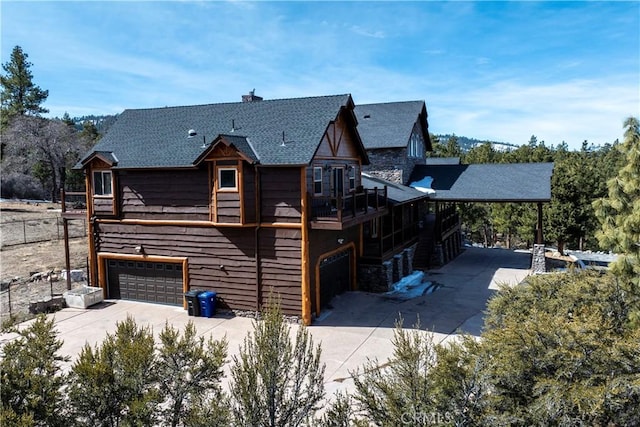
[217,167,238,192]
[313,167,323,195]
[93,170,113,197]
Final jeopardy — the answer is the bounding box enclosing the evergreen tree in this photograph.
[229,298,325,427]
[0,316,70,426]
[67,316,159,426]
[1,45,48,126]
[156,321,229,427]
[351,318,438,426]
[594,116,640,286]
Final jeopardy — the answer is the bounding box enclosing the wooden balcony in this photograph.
[309,187,388,230]
[60,190,88,219]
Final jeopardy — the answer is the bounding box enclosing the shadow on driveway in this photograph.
[314,247,532,337]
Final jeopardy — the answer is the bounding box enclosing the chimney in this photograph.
[242,89,263,103]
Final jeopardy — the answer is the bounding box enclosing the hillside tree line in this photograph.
[429,133,626,253]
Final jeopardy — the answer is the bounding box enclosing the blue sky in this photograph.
[2,1,638,149]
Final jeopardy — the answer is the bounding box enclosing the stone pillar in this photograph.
[393,254,403,283]
[531,244,546,274]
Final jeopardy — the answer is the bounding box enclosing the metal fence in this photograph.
[0,217,87,248]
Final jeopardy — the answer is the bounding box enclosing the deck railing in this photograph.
[310,186,387,222]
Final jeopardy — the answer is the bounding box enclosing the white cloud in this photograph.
[429,76,639,147]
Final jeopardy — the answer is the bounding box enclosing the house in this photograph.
[352,101,435,290]
[74,93,389,325]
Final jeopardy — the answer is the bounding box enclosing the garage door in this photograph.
[106,259,183,306]
[319,249,351,309]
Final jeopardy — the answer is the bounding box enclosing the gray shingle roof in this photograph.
[362,174,428,204]
[355,101,429,150]
[409,162,554,202]
[78,94,353,169]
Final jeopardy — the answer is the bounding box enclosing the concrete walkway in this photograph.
[0,247,531,397]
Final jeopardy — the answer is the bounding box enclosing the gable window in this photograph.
[218,167,238,191]
[93,170,112,196]
[409,132,423,158]
[348,167,356,190]
[313,167,323,195]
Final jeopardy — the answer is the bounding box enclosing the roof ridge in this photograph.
[357,100,424,107]
[121,93,352,113]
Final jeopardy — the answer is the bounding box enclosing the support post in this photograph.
[536,201,544,244]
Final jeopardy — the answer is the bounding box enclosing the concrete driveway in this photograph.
[1,247,531,397]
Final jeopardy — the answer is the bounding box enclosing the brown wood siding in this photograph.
[243,166,257,223]
[260,168,302,223]
[120,170,209,221]
[216,191,241,223]
[94,198,114,215]
[96,223,257,312]
[314,111,361,159]
[258,227,302,315]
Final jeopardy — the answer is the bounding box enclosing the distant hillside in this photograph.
[71,114,118,134]
[435,134,519,152]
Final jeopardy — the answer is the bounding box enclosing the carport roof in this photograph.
[409,162,554,202]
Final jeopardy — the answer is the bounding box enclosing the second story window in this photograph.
[409,132,423,158]
[313,167,323,195]
[93,170,112,196]
[348,167,356,190]
[218,167,238,191]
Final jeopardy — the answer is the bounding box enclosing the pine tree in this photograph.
[594,116,640,285]
[156,321,229,427]
[229,298,325,427]
[67,316,159,426]
[1,46,48,123]
[0,316,70,426]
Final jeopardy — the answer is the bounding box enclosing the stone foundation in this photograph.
[531,244,546,274]
[358,260,394,292]
[359,244,420,292]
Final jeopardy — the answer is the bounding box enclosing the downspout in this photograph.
[255,164,261,312]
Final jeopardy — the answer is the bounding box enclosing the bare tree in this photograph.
[3,115,79,201]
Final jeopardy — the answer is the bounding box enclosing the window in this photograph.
[313,167,323,195]
[93,170,112,196]
[409,132,424,158]
[348,167,356,190]
[218,167,237,191]
[371,217,379,238]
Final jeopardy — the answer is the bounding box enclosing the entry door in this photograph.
[332,168,344,198]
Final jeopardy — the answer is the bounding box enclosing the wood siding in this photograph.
[94,197,115,215]
[260,168,302,223]
[119,170,210,221]
[258,227,302,313]
[314,111,362,159]
[243,166,257,223]
[96,222,257,312]
[95,221,305,316]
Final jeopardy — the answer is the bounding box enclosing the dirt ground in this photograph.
[1,201,88,281]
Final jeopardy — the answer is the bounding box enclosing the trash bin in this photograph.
[198,291,217,318]
[184,290,203,316]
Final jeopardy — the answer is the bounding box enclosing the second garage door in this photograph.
[106,259,184,306]
[319,249,351,309]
